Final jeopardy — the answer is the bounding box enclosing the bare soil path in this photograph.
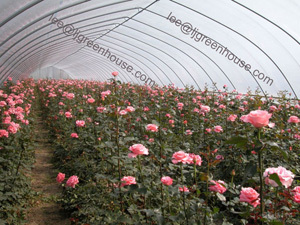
[26,113,70,225]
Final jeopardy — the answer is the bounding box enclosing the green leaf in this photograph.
[245,163,257,177]
[280,206,290,211]
[280,149,288,161]
[216,192,226,202]
[137,187,147,194]
[269,173,282,186]
[225,136,247,148]
[269,221,284,225]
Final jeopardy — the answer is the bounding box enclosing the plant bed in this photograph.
[36,76,299,225]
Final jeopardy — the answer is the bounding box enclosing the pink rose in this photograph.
[241,110,272,128]
[0,129,9,138]
[172,151,189,164]
[7,122,20,134]
[121,176,136,187]
[227,114,237,122]
[269,105,277,112]
[65,112,72,118]
[187,153,202,166]
[177,103,184,110]
[200,105,210,113]
[205,128,212,133]
[87,98,95,103]
[119,110,127,115]
[215,155,224,160]
[128,144,149,158]
[97,106,106,113]
[161,176,173,186]
[169,120,174,124]
[292,186,300,203]
[239,187,260,207]
[0,101,7,107]
[209,180,227,194]
[185,130,193,135]
[264,166,295,188]
[112,71,118,77]
[148,138,154,143]
[146,124,158,132]
[66,93,75,99]
[179,186,189,192]
[288,116,300,123]
[76,120,85,127]
[56,172,65,183]
[126,106,135,112]
[70,133,79,138]
[66,175,79,188]
[214,125,223,133]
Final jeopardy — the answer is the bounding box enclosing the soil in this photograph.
[26,113,70,225]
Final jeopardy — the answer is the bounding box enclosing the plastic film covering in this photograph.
[0,0,299,97]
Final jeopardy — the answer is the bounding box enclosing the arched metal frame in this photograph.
[0,0,299,98]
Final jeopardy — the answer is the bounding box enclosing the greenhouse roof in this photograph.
[0,0,299,97]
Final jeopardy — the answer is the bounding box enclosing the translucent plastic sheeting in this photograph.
[0,0,299,98]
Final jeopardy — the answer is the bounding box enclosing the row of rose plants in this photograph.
[0,78,36,224]
[38,74,299,224]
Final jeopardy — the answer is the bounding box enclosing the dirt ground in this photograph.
[26,115,70,225]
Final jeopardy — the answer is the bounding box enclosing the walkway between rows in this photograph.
[26,111,70,225]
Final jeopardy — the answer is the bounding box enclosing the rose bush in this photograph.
[0,78,36,224]
[35,77,300,224]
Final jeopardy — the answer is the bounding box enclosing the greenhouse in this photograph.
[0,0,299,224]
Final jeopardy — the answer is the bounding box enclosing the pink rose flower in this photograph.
[101,90,111,98]
[66,93,75,99]
[292,186,300,203]
[288,116,300,123]
[112,71,118,77]
[96,106,106,113]
[269,105,277,112]
[214,125,223,133]
[239,187,260,207]
[121,176,136,187]
[209,180,227,194]
[187,153,202,166]
[0,129,9,138]
[205,128,212,133]
[227,114,237,122]
[241,110,272,128]
[70,133,79,138]
[215,155,224,160]
[126,106,135,112]
[264,166,295,188]
[56,172,65,183]
[185,130,193,135]
[161,176,173,186]
[200,105,210,113]
[87,98,95,103]
[172,151,189,164]
[0,101,7,107]
[146,124,158,132]
[65,112,72,118]
[128,144,149,158]
[76,120,85,127]
[7,122,20,134]
[119,110,127,115]
[66,175,79,188]
[169,120,174,124]
[179,186,189,192]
